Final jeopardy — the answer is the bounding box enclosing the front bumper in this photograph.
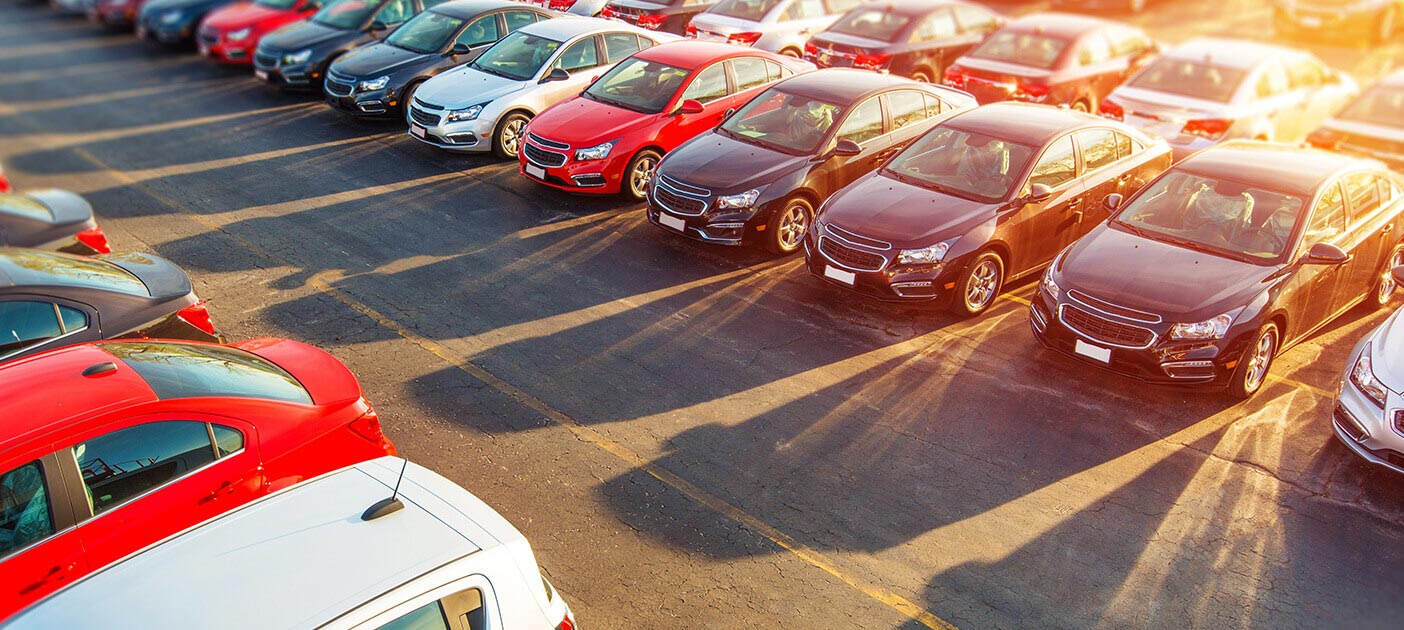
[91,4,137,25]
[519,135,625,194]
[801,231,955,304]
[137,16,197,43]
[646,198,768,246]
[254,53,315,88]
[324,75,400,117]
[197,31,255,64]
[404,104,493,151]
[1333,338,1404,474]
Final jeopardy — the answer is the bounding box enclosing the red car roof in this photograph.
[634,40,773,70]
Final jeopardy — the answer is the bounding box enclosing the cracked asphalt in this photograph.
[4,0,1404,627]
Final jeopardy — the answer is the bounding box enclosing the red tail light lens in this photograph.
[727,31,763,46]
[548,0,576,10]
[803,42,817,58]
[0,171,9,193]
[600,5,614,17]
[75,226,111,254]
[852,53,892,71]
[1307,127,1341,150]
[685,23,697,37]
[556,612,576,630]
[349,407,397,455]
[177,300,219,337]
[636,13,666,29]
[1098,97,1125,120]
[942,66,965,88]
[1015,80,1050,100]
[1182,118,1232,140]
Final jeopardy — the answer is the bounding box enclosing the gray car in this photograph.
[1336,266,1404,475]
[685,0,862,57]
[0,190,110,255]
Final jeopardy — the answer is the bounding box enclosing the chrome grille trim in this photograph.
[527,133,570,151]
[657,174,710,197]
[1067,290,1162,324]
[817,236,887,272]
[324,76,354,97]
[1058,304,1156,349]
[652,179,708,216]
[409,107,441,127]
[523,142,568,168]
[824,223,892,251]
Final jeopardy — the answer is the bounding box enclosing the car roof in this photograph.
[7,459,496,630]
[1177,140,1376,196]
[944,102,1112,145]
[518,15,636,40]
[849,0,985,18]
[1001,12,1118,38]
[1163,37,1301,70]
[0,343,158,453]
[771,68,942,103]
[430,0,527,19]
[635,40,769,69]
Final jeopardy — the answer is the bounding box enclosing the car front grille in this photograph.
[523,141,568,168]
[1059,304,1155,348]
[324,73,355,97]
[409,107,440,127]
[825,223,891,250]
[819,236,886,272]
[254,51,278,69]
[652,178,708,216]
[197,31,217,47]
[1067,290,1161,323]
[526,133,569,151]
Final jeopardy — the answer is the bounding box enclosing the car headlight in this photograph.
[1041,266,1061,301]
[159,9,182,24]
[714,188,760,210]
[1351,341,1390,408]
[283,49,312,65]
[358,75,390,91]
[444,104,484,122]
[227,27,252,42]
[574,140,617,162]
[1168,312,1235,341]
[897,239,955,266]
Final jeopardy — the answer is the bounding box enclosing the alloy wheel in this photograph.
[1243,328,1278,394]
[630,155,657,197]
[501,119,527,158]
[965,259,1000,311]
[777,203,809,251]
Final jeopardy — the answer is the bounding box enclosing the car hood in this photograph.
[261,19,348,50]
[820,173,994,247]
[1058,224,1277,319]
[333,42,433,77]
[529,96,662,146]
[203,2,286,30]
[1322,118,1404,144]
[660,132,805,192]
[26,190,94,226]
[99,252,194,301]
[415,66,527,108]
[1368,306,1404,392]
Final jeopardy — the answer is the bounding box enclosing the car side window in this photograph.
[922,93,945,116]
[377,589,486,630]
[376,0,414,26]
[1343,172,1384,221]
[910,9,956,43]
[1028,136,1077,190]
[74,421,224,516]
[1076,34,1112,66]
[1106,27,1148,58]
[1074,128,1119,173]
[731,57,771,92]
[454,16,500,48]
[636,34,655,50]
[503,11,539,33]
[783,0,825,20]
[0,461,54,559]
[212,425,245,457]
[954,5,997,33]
[1286,57,1327,90]
[1254,62,1291,99]
[0,302,85,357]
[824,0,862,13]
[1115,131,1133,159]
[681,63,730,104]
[887,90,930,130]
[765,59,783,82]
[1303,183,1347,245]
[603,32,641,63]
[553,37,600,72]
[837,96,885,145]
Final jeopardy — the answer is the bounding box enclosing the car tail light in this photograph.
[75,226,111,254]
[727,31,763,46]
[852,53,891,72]
[1098,97,1125,121]
[1182,118,1232,141]
[685,23,697,37]
[349,407,397,455]
[1014,80,1049,101]
[942,65,965,88]
[636,13,666,29]
[600,5,614,18]
[549,0,576,9]
[803,42,817,58]
[0,173,8,193]
[556,612,576,630]
[177,301,218,337]
[1307,127,1342,150]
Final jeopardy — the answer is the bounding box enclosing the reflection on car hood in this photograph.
[203,2,287,30]
[333,42,433,78]
[1059,224,1277,319]
[1369,307,1404,392]
[414,66,526,109]
[660,133,805,193]
[821,173,992,247]
[260,20,348,50]
[26,190,93,226]
[528,96,661,146]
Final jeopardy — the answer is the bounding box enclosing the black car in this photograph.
[649,69,976,254]
[0,249,223,364]
[804,0,1002,83]
[602,0,715,35]
[136,0,239,43]
[803,102,1171,315]
[1273,0,1403,44]
[324,0,551,117]
[0,190,110,255]
[1034,142,1404,398]
[255,0,446,90]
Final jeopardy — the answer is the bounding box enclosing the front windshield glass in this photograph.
[710,0,782,21]
[584,58,689,114]
[1127,58,1247,103]
[828,9,909,43]
[883,127,1035,202]
[967,31,1068,70]
[1338,84,1404,128]
[255,0,300,9]
[312,0,384,29]
[472,31,561,81]
[720,88,843,154]
[1113,171,1305,263]
[386,11,464,53]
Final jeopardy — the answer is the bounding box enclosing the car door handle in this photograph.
[1383,223,1394,235]
[1067,197,1083,209]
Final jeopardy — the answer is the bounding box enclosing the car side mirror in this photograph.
[677,99,705,115]
[1302,242,1351,265]
[830,139,862,158]
[1027,183,1054,203]
[368,20,388,32]
[540,67,570,83]
[447,42,471,56]
[1103,193,1123,214]
[303,0,321,10]
[1393,265,1404,287]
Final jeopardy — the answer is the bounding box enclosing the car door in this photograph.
[0,296,100,364]
[905,7,962,78]
[0,451,85,614]
[68,415,264,572]
[1338,171,1394,309]
[1008,133,1087,274]
[1293,180,1350,333]
[443,13,501,66]
[539,34,607,103]
[1071,128,1122,230]
[658,60,735,150]
[349,575,501,630]
[824,94,889,189]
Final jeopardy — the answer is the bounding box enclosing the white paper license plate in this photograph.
[824,265,856,286]
[136,24,148,39]
[526,164,546,180]
[255,69,269,81]
[1074,340,1112,364]
[410,124,426,138]
[659,213,686,232]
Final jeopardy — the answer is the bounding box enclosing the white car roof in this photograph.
[1164,37,1304,70]
[519,15,644,40]
[5,459,516,630]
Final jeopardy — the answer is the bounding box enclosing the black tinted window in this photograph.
[103,342,313,404]
[603,32,641,62]
[454,16,500,48]
[0,302,62,357]
[731,57,771,91]
[504,11,538,32]
[76,422,217,515]
[213,425,245,457]
[554,37,599,72]
[0,461,53,559]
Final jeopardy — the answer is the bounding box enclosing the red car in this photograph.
[0,338,396,620]
[520,41,812,199]
[89,0,152,28]
[0,163,9,193]
[197,0,323,65]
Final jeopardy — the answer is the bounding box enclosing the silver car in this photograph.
[407,17,674,158]
[1309,69,1404,172]
[1336,267,1404,475]
[685,0,862,57]
[1099,38,1358,161]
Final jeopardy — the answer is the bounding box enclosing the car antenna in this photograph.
[362,459,409,521]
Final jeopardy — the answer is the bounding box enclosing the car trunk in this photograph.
[808,32,884,68]
[950,57,1051,103]
[1107,86,1231,138]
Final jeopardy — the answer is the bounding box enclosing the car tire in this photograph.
[911,68,934,83]
[1368,244,1404,310]
[1229,323,1279,400]
[400,80,423,119]
[623,149,662,200]
[951,251,1003,318]
[493,112,531,160]
[765,197,813,255]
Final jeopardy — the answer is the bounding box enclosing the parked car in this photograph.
[254,0,445,90]
[89,0,151,27]
[1273,0,1402,44]
[602,0,716,34]
[685,0,863,58]
[0,339,398,619]
[51,0,97,14]
[804,101,1171,315]
[407,17,672,159]
[942,12,1157,111]
[197,0,324,65]
[1033,142,1404,399]
[521,41,812,199]
[1308,69,1404,172]
[1051,0,1151,13]
[803,0,1002,83]
[135,0,240,43]
[523,0,607,15]
[1098,38,1358,161]
[649,68,975,253]
[4,457,571,630]
[0,190,110,255]
[0,248,221,364]
[324,0,553,118]
[1335,270,1404,474]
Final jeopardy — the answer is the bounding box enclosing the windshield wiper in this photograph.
[471,63,518,80]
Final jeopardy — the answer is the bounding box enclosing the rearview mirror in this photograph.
[540,67,570,83]
[831,139,862,158]
[677,99,705,115]
[1303,242,1351,265]
[1103,193,1123,214]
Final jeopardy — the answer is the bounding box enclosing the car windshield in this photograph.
[1127,58,1247,103]
[313,0,383,29]
[1112,171,1305,263]
[709,0,782,21]
[719,88,843,154]
[883,127,1035,202]
[0,194,52,221]
[584,58,689,114]
[0,249,150,296]
[386,11,465,53]
[471,31,561,81]
[1337,84,1404,128]
[255,0,300,9]
[967,31,1068,70]
[103,342,313,404]
[828,9,909,42]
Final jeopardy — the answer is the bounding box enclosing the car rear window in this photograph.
[0,194,52,221]
[828,9,909,42]
[1127,58,1248,104]
[967,31,1069,70]
[710,0,782,21]
[103,342,314,405]
[0,249,149,296]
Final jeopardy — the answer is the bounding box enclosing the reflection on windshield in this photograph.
[1114,171,1304,262]
[720,88,842,154]
[1339,84,1404,128]
[313,0,384,29]
[472,31,561,81]
[884,127,1034,202]
[968,32,1068,70]
[387,12,464,53]
[585,58,688,114]
[710,0,782,21]
[828,9,909,43]
[1128,59,1247,103]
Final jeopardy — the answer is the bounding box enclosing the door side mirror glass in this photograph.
[448,42,472,56]
[831,139,862,158]
[1103,192,1123,214]
[677,99,705,115]
[541,67,570,83]
[1303,242,1350,265]
[368,20,388,32]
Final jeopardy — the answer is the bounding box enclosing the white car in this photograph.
[4,457,576,630]
[685,0,862,57]
[407,16,675,159]
[1098,38,1358,161]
